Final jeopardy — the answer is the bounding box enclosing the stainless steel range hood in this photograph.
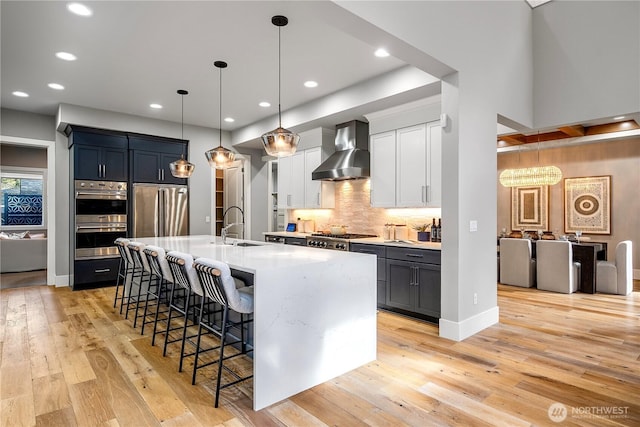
[311,120,370,181]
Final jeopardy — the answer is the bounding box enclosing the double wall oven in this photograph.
[73,180,127,287]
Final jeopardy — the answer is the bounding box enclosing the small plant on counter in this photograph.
[412,224,429,232]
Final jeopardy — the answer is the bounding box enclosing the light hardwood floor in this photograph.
[1,282,638,426]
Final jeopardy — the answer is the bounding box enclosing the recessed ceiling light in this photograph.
[12,91,29,98]
[304,80,318,88]
[48,83,65,90]
[149,103,163,109]
[613,116,625,120]
[56,51,77,61]
[259,101,271,108]
[224,117,235,123]
[374,48,390,58]
[67,2,92,16]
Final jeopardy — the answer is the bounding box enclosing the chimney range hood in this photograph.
[312,120,370,181]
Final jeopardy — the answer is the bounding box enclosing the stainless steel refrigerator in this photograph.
[132,183,189,238]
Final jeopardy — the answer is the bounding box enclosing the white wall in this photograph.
[533,1,640,128]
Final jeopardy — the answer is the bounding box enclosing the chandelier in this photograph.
[499,132,562,187]
[205,61,236,169]
[260,15,300,157]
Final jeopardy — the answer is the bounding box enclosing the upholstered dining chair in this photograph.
[596,240,633,295]
[536,240,580,294]
[499,238,536,288]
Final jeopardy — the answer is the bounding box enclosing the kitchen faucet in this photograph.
[221,205,245,244]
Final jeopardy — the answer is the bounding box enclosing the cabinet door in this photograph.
[370,131,396,207]
[304,148,322,208]
[415,263,441,318]
[277,156,291,208]
[103,147,128,181]
[74,145,102,180]
[131,151,162,183]
[386,259,414,311]
[396,124,427,207]
[289,152,305,208]
[426,122,442,207]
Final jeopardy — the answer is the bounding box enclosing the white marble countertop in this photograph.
[137,234,370,274]
[263,231,442,250]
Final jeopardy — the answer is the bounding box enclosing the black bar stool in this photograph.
[125,242,151,328]
[141,245,172,343]
[113,237,132,313]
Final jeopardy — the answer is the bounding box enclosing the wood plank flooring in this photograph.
[1,282,638,426]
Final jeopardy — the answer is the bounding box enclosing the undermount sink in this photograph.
[232,242,262,247]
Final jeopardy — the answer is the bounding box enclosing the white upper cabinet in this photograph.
[369,121,441,208]
[365,96,442,208]
[370,131,397,207]
[278,144,335,209]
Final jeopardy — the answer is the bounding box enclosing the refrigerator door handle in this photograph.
[157,188,164,237]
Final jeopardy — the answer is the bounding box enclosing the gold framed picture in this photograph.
[511,185,549,231]
[564,175,611,234]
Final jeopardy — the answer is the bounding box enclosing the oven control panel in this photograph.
[306,238,349,251]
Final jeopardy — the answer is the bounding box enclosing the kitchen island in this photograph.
[136,235,377,410]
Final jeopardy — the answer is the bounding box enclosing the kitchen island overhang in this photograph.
[136,235,377,410]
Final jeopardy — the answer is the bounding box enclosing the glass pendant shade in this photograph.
[170,89,195,178]
[261,126,300,157]
[261,15,299,157]
[170,155,195,178]
[205,146,235,169]
[207,60,235,170]
[499,165,562,187]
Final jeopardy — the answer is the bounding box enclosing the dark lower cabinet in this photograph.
[73,258,120,290]
[350,243,387,309]
[385,246,441,323]
[284,237,306,246]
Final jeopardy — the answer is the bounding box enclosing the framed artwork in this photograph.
[564,175,611,234]
[511,185,549,231]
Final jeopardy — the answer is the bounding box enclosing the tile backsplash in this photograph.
[291,179,441,237]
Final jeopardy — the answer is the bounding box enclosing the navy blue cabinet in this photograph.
[72,131,128,181]
[129,137,188,185]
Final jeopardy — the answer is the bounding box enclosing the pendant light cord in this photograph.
[219,65,223,148]
[278,24,282,128]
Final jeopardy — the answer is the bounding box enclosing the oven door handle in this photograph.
[76,224,127,232]
[75,191,127,200]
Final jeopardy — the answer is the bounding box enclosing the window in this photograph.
[0,169,46,228]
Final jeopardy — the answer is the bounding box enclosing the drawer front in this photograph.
[386,246,441,264]
[350,243,386,258]
[74,258,120,286]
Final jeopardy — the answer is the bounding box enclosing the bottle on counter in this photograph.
[430,218,437,242]
[437,218,442,242]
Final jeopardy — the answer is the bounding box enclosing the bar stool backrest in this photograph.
[115,237,133,264]
[194,261,227,306]
[194,258,250,313]
[143,245,173,283]
[128,241,150,272]
[166,251,203,296]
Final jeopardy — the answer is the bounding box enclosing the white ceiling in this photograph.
[1,1,440,148]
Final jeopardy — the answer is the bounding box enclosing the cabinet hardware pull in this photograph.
[414,266,419,286]
[406,254,423,258]
[94,268,111,273]
[425,185,429,203]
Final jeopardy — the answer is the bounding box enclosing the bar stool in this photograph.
[194,257,254,408]
[141,245,172,343]
[113,237,132,313]
[125,241,151,328]
[164,251,204,372]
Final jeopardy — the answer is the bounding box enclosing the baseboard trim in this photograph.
[439,306,499,342]
[55,275,70,287]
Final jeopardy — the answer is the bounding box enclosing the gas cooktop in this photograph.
[310,233,377,240]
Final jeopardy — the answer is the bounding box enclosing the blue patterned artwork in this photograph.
[2,195,43,225]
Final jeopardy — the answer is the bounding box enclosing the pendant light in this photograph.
[261,15,300,157]
[169,89,196,178]
[205,60,236,169]
[499,132,562,187]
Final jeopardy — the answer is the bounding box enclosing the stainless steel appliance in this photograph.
[311,120,370,181]
[132,183,188,238]
[74,180,127,259]
[306,233,377,251]
[265,234,285,244]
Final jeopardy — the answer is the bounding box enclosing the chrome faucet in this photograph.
[221,222,244,245]
[221,205,245,244]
